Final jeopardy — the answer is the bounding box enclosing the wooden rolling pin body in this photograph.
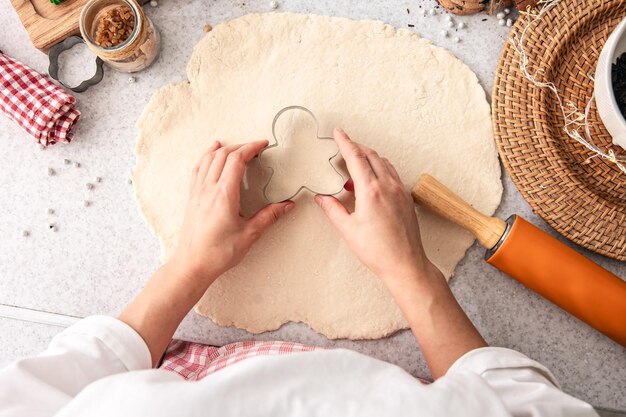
[412,174,626,347]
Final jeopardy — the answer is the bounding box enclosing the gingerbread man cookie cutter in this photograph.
[258,106,346,202]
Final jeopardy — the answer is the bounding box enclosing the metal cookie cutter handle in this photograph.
[48,36,104,93]
[258,105,346,202]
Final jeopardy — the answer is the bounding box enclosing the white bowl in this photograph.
[595,17,626,150]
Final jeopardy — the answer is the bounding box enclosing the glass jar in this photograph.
[79,0,160,73]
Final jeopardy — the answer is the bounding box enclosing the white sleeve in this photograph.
[446,347,598,417]
[0,316,151,417]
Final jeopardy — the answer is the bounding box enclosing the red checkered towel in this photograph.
[161,340,324,380]
[0,51,80,146]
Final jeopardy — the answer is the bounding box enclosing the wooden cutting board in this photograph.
[10,0,148,51]
[10,0,86,51]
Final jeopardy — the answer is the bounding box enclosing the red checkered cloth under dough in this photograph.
[160,340,324,380]
[0,50,80,147]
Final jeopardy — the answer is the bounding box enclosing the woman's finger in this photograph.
[314,194,351,234]
[194,141,221,188]
[221,140,269,187]
[382,157,402,183]
[205,143,248,184]
[246,200,295,241]
[359,145,388,179]
[333,128,375,186]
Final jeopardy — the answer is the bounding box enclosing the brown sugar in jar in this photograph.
[94,5,135,48]
[80,0,160,73]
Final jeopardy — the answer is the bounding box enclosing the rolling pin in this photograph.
[412,174,626,347]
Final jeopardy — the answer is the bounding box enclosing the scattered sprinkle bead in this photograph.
[150,0,157,6]
[270,0,278,9]
[63,159,71,165]
[86,183,94,190]
[457,22,466,29]
[453,36,461,43]
[498,18,506,26]
[496,12,505,19]
[83,200,91,207]
[47,208,54,215]
[504,7,510,14]
[95,177,102,183]
[441,30,449,37]
[447,21,454,28]
[428,9,436,16]
[22,230,29,237]
[47,167,55,176]
[74,162,81,168]
[421,9,427,16]
[445,15,453,22]
[49,224,57,232]
[128,76,136,83]
[506,18,513,27]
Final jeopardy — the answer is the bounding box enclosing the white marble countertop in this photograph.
[1,0,625,411]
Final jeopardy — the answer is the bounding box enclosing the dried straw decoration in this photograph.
[512,0,626,173]
[492,0,626,260]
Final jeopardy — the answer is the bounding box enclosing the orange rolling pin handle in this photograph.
[412,174,626,347]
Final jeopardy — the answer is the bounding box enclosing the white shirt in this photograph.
[0,316,597,417]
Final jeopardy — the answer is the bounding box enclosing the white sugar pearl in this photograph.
[86,183,94,190]
[428,8,436,16]
[496,12,505,19]
[453,36,461,43]
[128,76,136,83]
[22,230,29,237]
[445,15,453,22]
[504,7,510,14]
[82,200,90,207]
[421,9,427,16]
[47,208,54,215]
[150,0,157,6]
[457,21,466,29]
[127,178,133,185]
[63,159,71,165]
[47,167,55,176]
[498,18,506,26]
[74,162,81,168]
[447,21,454,28]
[506,18,513,27]
[441,30,449,37]
[270,0,278,9]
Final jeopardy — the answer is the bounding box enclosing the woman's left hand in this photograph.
[170,140,294,285]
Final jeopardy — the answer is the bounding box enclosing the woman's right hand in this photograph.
[315,128,444,298]
[317,128,487,378]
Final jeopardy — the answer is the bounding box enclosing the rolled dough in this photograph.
[133,13,502,339]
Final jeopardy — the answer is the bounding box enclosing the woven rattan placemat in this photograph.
[493,0,626,260]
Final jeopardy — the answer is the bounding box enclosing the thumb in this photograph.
[247,201,295,238]
[314,195,350,231]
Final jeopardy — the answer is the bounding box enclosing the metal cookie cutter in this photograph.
[48,36,104,93]
[258,105,346,202]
